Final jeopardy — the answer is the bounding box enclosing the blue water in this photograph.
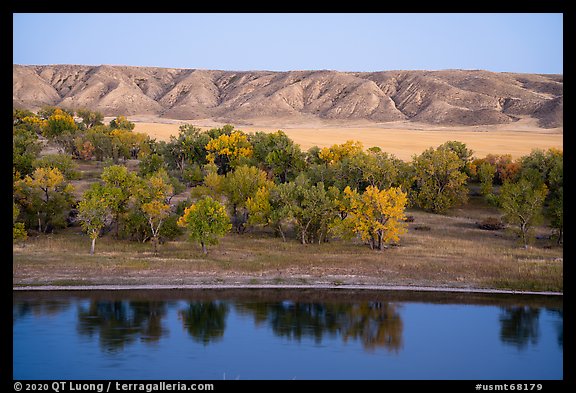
[13,290,563,380]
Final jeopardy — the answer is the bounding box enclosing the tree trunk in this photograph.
[277,224,286,242]
[201,241,207,255]
[521,221,528,248]
[90,237,96,255]
[152,236,158,254]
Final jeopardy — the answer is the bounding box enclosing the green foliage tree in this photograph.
[13,202,27,242]
[136,169,175,253]
[478,161,497,196]
[141,200,172,254]
[13,167,75,233]
[138,153,167,177]
[499,179,548,248]
[84,126,113,161]
[43,108,78,139]
[101,165,139,237]
[109,115,135,130]
[77,183,113,254]
[13,109,37,126]
[362,149,403,191]
[546,152,563,244]
[37,106,74,120]
[222,165,274,233]
[76,109,104,129]
[517,148,563,244]
[13,126,43,178]
[33,154,80,180]
[438,140,474,174]
[177,196,232,254]
[410,146,469,213]
[276,174,340,244]
[250,130,305,183]
[246,184,289,241]
[163,124,211,178]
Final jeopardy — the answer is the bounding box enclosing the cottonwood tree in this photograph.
[13,126,43,178]
[163,125,211,178]
[499,178,548,248]
[477,161,497,196]
[76,109,104,129]
[42,108,78,139]
[33,154,80,180]
[177,196,231,255]
[100,165,139,238]
[13,202,27,242]
[410,146,469,213]
[333,185,407,250]
[362,148,403,190]
[205,131,253,174]
[318,140,364,165]
[246,183,292,241]
[109,115,135,130]
[222,165,274,233]
[137,170,174,254]
[276,174,340,244]
[13,167,75,233]
[77,184,113,255]
[250,130,305,183]
[141,201,171,254]
[518,148,563,244]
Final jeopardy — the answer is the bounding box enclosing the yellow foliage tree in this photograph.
[318,140,364,165]
[337,185,407,250]
[205,131,253,173]
[14,167,75,233]
[43,108,78,138]
[137,170,174,254]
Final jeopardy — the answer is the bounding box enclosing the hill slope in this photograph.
[13,64,563,128]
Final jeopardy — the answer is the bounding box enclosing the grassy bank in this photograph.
[13,200,563,292]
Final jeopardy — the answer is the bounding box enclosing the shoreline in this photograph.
[12,283,563,296]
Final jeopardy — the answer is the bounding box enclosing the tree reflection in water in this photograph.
[499,306,540,349]
[236,301,403,352]
[178,302,229,345]
[546,308,563,348]
[77,301,168,353]
[13,300,71,324]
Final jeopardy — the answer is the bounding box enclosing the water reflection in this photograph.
[498,307,540,349]
[178,301,229,345]
[13,300,71,324]
[13,292,562,359]
[236,301,403,352]
[546,308,563,348]
[77,301,168,352]
[13,291,564,379]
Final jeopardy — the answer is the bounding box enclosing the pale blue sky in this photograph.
[13,13,563,74]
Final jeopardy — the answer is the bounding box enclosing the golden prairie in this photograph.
[132,121,563,161]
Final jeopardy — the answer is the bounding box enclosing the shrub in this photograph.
[477,217,504,230]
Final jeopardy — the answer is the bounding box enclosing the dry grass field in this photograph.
[13,201,563,292]
[132,119,563,161]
